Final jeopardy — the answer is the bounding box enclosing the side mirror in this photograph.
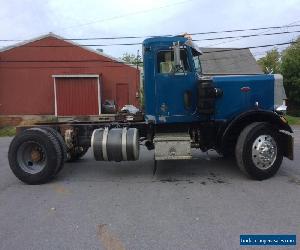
[173,41,181,69]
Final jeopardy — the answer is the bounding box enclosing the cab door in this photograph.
[155,49,197,123]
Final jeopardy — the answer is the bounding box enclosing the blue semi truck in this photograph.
[8,35,293,184]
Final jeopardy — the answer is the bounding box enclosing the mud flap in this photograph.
[279,131,294,160]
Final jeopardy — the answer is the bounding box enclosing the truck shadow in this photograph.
[153,153,244,184]
[58,147,246,183]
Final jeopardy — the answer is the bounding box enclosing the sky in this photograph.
[0,0,300,59]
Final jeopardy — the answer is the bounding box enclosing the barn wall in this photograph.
[0,36,140,115]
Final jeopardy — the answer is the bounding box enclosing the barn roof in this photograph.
[200,47,262,75]
[0,33,137,69]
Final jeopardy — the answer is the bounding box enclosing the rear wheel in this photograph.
[235,122,283,180]
[40,127,67,173]
[8,128,62,184]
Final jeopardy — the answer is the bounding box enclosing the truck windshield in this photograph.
[189,44,202,73]
[192,54,202,73]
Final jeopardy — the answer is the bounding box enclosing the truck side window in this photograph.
[157,50,189,74]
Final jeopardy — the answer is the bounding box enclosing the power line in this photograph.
[48,0,194,32]
[0,48,290,70]
[0,65,134,69]
[0,40,296,65]
[0,52,272,67]
[0,45,291,72]
[207,19,300,47]
[0,53,270,71]
[1,24,300,42]
[194,30,300,42]
[18,0,194,39]
[0,51,257,65]
[1,30,299,49]
[0,59,124,63]
[1,43,143,47]
[0,66,91,69]
[190,24,300,36]
[203,41,295,54]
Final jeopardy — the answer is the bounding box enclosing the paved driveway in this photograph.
[0,128,299,250]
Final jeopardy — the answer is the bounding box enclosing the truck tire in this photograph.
[8,128,63,184]
[235,122,283,180]
[40,127,67,174]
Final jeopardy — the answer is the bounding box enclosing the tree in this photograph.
[120,52,142,66]
[256,40,300,110]
[281,37,300,107]
[257,49,281,74]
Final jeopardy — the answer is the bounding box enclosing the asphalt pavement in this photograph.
[0,128,299,250]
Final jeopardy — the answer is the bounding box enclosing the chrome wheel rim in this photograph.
[17,142,47,174]
[252,135,277,170]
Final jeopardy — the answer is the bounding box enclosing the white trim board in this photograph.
[53,77,57,116]
[97,77,101,115]
[52,74,99,78]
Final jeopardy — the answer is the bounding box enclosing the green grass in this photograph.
[0,116,298,137]
[0,126,16,137]
[285,115,300,125]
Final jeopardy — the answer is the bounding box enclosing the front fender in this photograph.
[219,110,293,153]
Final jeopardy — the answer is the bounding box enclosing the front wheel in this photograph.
[235,122,283,180]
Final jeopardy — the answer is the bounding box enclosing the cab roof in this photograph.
[143,36,188,46]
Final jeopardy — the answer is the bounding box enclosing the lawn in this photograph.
[0,115,299,137]
[0,127,16,137]
[285,115,300,125]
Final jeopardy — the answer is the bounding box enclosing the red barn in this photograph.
[0,33,140,118]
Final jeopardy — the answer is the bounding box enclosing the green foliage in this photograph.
[257,38,300,108]
[121,52,144,109]
[120,52,142,66]
[281,37,300,105]
[0,126,16,137]
[257,49,281,74]
[285,115,300,125]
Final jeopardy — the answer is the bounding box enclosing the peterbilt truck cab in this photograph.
[8,36,293,184]
[143,36,287,124]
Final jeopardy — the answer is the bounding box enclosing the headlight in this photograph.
[274,74,287,115]
[275,100,287,115]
